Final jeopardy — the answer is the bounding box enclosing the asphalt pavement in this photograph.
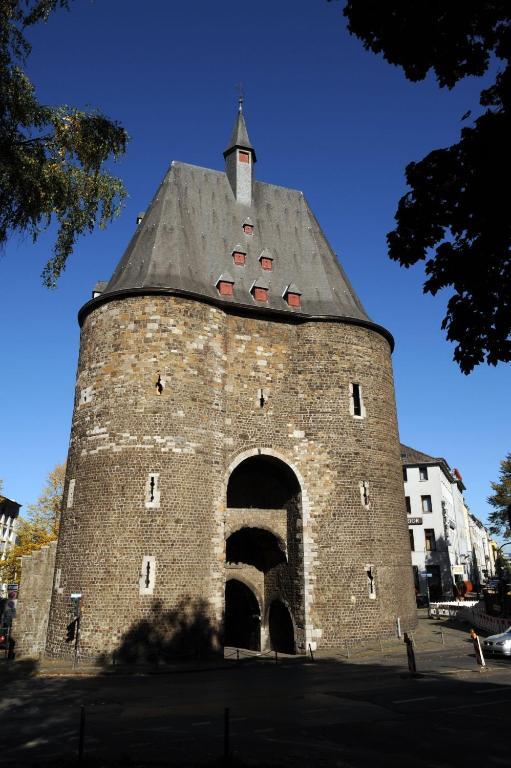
[1,612,510,767]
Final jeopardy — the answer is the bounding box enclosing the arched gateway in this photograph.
[224,454,304,653]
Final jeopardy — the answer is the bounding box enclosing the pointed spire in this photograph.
[224,98,256,162]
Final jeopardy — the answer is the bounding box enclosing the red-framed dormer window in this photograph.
[260,257,273,271]
[253,286,268,302]
[243,223,254,235]
[239,150,250,164]
[218,281,234,296]
[232,250,246,266]
[286,292,301,307]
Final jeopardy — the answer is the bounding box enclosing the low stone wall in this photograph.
[430,600,511,635]
[11,541,57,658]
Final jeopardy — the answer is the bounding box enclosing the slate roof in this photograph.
[79,109,393,347]
[400,444,439,465]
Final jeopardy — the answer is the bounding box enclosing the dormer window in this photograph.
[216,273,235,296]
[243,217,254,235]
[251,278,270,302]
[283,283,302,308]
[239,150,250,164]
[259,249,273,271]
[232,246,246,266]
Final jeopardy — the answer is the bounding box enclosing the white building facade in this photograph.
[1,494,21,595]
[401,444,494,601]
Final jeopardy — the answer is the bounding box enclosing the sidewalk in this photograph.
[3,608,498,679]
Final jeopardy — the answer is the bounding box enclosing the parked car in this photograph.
[482,628,511,657]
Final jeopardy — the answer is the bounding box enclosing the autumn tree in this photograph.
[488,453,511,538]
[0,0,128,287]
[0,461,65,583]
[339,1,511,373]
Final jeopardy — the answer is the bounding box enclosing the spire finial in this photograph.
[236,82,244,113]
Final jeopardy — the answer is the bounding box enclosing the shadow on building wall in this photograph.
[102,598,220,664]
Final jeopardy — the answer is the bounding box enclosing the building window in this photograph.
[419,466,428,481]
[403,467,407,482]
[350,382,365,418]
[260,257,273,270]
[405,496,411,515]
[409,529,415,551]
[239,150,250,164]
[243,221,254,235]
[425,529,436,551]
[421,495,432,514]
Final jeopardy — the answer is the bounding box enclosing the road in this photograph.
[1,645,510,767]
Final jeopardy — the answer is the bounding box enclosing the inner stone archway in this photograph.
[224,579,261,651]
[269,599,295,654]
[224,453,305,654]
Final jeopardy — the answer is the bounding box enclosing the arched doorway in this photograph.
[225,453,305,654]
[226,527,287,572]
[224,579,261,651]
[227,454,300,509]
[269,600,295,654]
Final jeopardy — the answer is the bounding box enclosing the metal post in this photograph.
[78,706,85,761]
[224,707,230,759]
[396,617,402,638]
[440,629,445,645]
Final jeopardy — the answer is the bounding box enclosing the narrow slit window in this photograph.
[366,565,376,600]
[139,555,156,595]
[350,383,365,418]
[155,373,164,394]
[67,479,76,509]
[145,473,160,509]
[360,480,370,509]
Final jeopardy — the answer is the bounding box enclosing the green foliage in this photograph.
[0,0,128,286]
[488,453,511,538]
[341,1,511,373]
[0,461,65,583]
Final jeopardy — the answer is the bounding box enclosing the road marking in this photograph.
[392,695,437,704]
[437,698,511,712]
[474,686,510,695]
[191,721,212,727]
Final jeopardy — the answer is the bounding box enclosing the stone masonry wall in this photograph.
[46,294,416,658]
[12,541,57,658]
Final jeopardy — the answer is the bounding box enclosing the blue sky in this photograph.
[0,1,509,534]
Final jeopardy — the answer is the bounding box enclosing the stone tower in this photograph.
[46,104,416,659]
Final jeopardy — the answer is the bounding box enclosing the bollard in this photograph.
[224,707,230,759]
[308,643,315,662]
[396,617,402,639]
[470,629,486,668]
[404,632,417,675]
[78,706,85,762]
[440,629,445,646]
